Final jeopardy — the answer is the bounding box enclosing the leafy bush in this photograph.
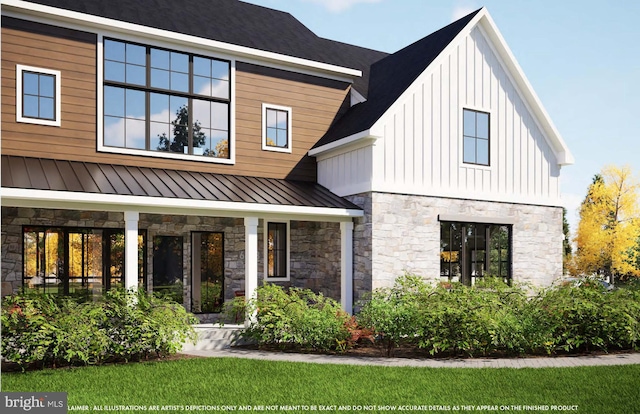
[358,274,428,355]
[535,280,640,353]
[1,289,198,370]
[241,284,351,351]
[357,275,640,357]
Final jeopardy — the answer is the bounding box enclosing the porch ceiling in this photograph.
[1,156,362,218]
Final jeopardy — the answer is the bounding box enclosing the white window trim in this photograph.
[263,220,290,282]
[262,103,292,153]
[96,33,236,165]
[16,64,61,127]
[460,105,492,170]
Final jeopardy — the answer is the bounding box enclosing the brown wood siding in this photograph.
[1,18,350,181]
[1,17,98,164]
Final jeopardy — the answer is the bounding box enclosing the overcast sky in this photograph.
[244,0,640,234]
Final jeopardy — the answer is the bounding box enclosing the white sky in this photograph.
[244,0,640,235]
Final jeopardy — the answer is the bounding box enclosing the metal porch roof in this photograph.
[1,155,361,211]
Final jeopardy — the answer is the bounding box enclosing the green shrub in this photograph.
[357,274,427,355]
[1,293,60,368]
[357,275,640,357]
[534,281,640,353]
[1,289,198,370]
[241,284,350,351]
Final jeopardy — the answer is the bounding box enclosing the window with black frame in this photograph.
[103,39,230,159]
[22,227,146,299]
[16,65,61,127]
[440,221,511,285]
[462,109,490,166]
[266,222,288,280]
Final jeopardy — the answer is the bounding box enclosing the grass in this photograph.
[2,357,639,413]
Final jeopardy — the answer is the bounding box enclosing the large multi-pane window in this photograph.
[266,222,288,280]
[462,109,489,165]
[103,39,230,159]
[23,227,146,299]
[440,222,511,285]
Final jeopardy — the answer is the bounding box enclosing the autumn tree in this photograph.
[574,165,640,282]
[562,207,572,274]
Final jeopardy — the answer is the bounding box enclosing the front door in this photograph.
[191,232,224,313]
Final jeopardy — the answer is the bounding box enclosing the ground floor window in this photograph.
[152,235,183,303]
[440,222,511,285]
[191,232,224,313]
[22,227,146,299]
[265,221,289,281]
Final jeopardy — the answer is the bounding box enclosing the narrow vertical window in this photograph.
[462,109,489,165]
[265,222,289,280]
[262,104,292,152]
[16,65,61,126]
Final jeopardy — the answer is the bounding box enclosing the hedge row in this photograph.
[241,276,640,357]
[1,289,198,370]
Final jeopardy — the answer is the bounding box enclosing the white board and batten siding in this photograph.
[318,25,564,207]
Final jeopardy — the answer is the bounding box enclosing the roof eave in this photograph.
[2,0,362,80]
[1,188,364,220]
[308,130,378,158]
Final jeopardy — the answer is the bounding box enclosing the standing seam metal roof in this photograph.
[1,156,362,211]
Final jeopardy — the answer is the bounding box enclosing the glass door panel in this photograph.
[192,232,224,313]
[153,236,183,303]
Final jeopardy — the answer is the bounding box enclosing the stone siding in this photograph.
[344,194,373,305]
[1,208,341,320]
[347,192,563,297]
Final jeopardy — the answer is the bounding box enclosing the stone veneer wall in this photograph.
[346,192,563,301]
[287,221,341,298]
[1,208,342,320]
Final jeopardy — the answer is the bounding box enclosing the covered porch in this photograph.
[1,156,362,316]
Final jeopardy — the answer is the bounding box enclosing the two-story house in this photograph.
[1,0,572,317]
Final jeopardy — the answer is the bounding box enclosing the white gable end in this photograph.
[367,21,564,206]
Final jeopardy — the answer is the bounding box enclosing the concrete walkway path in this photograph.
[182,348,640,369]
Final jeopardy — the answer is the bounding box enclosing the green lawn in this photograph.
[2,357,638,414]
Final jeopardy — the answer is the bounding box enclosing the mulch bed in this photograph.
[4,344,637,372]
[231,342,639,360]
[1,352,204,373]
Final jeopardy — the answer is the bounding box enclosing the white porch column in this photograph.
[244,217,259,325]
[124,211,140,291]
[340,221,354,314]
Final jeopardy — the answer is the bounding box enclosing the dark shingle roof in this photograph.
[23,1,481,147]
[1,155,361,210]
[23,0,387,96]
[314,9,481,148]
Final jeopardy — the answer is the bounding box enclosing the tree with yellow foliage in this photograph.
[574,165,640,282]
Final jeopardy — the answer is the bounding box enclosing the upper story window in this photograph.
[463,108,489,166]
[102,39,231,160]
[16,65,61,127]
[262,104,292,153]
